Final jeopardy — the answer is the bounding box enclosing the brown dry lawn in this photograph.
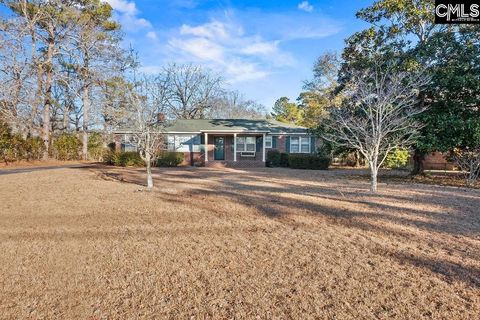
[0,165,479,319]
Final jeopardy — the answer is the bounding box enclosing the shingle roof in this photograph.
[165,119,308,134]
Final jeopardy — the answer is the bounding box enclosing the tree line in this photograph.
[271,0,480,190]
[0,0,268,163]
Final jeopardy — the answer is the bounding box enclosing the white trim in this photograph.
[268,133,308,135]
[204,133,208,162]
[233,133,237,162]
[200,130,269,133]
[240,151,255,157]
[236,136,256,152]
[114,131,309,135]
[166,131,201,134]
[262,133,266,162]
[264,136,272,148]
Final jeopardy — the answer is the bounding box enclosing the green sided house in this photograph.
[115,119,315,167]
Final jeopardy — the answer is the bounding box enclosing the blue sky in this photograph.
[106,0,372,109]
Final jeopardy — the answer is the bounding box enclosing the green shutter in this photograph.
[286,136,290,154]
[256,136,262,152]
[310,136,316,153]
[272,136,277,148]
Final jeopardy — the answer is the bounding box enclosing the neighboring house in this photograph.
[114,119,315,167]
[421,151,456,170]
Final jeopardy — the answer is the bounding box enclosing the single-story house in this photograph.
[114,119,315,167]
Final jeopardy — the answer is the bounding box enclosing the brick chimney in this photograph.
[157,112,165,123]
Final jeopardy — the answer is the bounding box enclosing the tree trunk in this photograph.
[82,86,89,160]
[146,153,153,189]
[355,150,361,167]
[29,28,42,137]
[42,37,54,160]
[63,104,70,132]
[411,149,425,175]
[370,166,378,193]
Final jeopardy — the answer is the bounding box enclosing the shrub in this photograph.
[104,151,144,167]
[25,136,44,160]
[53,133,81,160]
[0,123,25,164]
[384,148,410,169]
[103,150,115,165]
[288,154,331,170]
[266,150,281,167]
[88,132,107,161]
[117,152,144,167]
[156,151,184,167]
[280,153,289,167]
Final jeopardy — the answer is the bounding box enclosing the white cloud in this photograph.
[241,41,277,55]
[297,1,314,13]
[146,31,158,40]
[168,37,224,61]
[167,19,294,83]
[226,61,269,82]
[180,21,230,40]
[105,0,152,31]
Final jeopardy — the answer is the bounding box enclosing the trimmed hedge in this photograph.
[104,151,144,167]
[156,151,184,167]
[266,150,281,167]
[266,150,290,168]
[288,154,331,170]
[267,150,329,170]
[280,153,289,167]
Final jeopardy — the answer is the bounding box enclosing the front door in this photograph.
[214,136,225,160]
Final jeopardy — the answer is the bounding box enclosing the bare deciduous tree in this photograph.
[450,147,480,187]
[323,64,429,192]
[164,63,223,119]
[206,90,268,119]
[123,75,169,188]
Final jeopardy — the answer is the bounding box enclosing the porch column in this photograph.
[204,132,208,162]
[262,133,266,162]
[233,133,237,162]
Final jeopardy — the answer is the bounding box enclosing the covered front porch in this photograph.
[203,131,267,167]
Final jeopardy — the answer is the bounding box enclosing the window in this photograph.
[167,135,175,151]
[192,135,201,152]
[301,138,310,153]
[167,134,200,152]
[265,136,272,148]
[236,136,256,152]
[122,134,138,152]
[290,136,310,153]
[290,137,299,153]
[177,136,191,152]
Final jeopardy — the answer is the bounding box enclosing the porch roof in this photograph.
[166,119,308,134]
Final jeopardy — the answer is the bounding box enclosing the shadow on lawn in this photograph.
[84,165,480,288]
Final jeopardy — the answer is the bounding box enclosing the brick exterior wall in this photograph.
[112,133,298,168]
[202,134,266,168]
[274,135,287,153]
[422,152,455,170]
[171,134,292,168]
[180,152,205,166]
[114,135,122,152]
